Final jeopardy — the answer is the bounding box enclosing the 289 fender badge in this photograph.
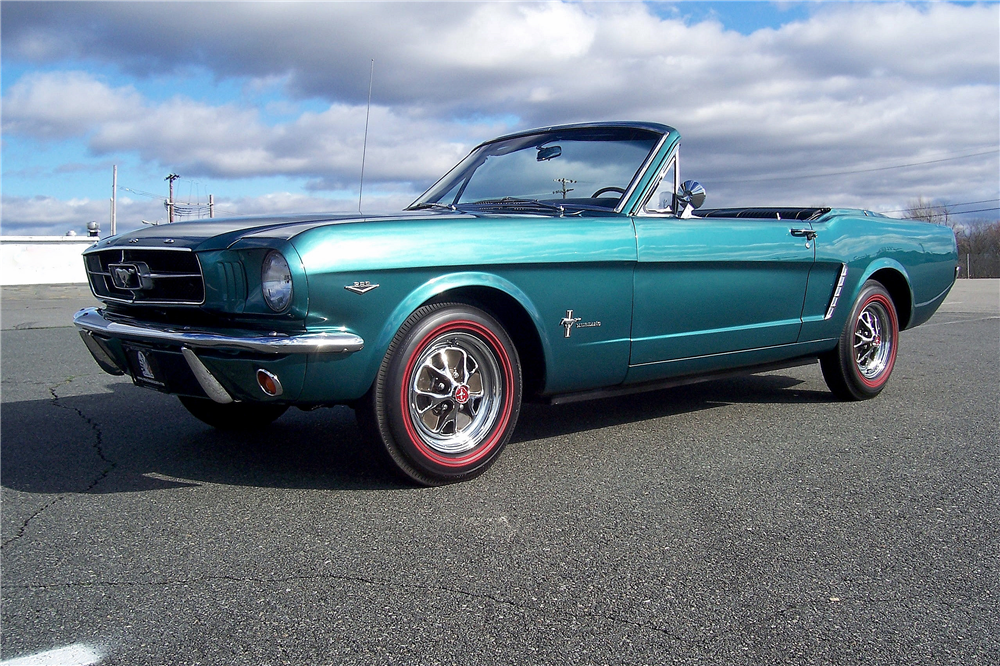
[345,281,379,295]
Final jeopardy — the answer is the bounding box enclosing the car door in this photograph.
[628,212,815,381]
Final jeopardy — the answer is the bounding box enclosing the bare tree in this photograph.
[906,197,951,226]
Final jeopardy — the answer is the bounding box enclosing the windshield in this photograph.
[409,127,663,212]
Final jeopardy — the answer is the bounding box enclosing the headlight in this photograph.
[261,251,293,312]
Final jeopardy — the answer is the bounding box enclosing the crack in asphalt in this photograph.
[4,571,690,642]
[0,381,118,551]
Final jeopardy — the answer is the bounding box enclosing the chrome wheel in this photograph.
[408,332,503,454]
[854,299,893,381]
[358,302,522,485]
[821,280,899,401]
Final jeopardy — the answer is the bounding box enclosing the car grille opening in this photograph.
[85,248,206,305]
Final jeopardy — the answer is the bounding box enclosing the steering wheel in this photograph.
[591,186,626,198]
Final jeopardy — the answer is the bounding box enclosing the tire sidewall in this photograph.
[381,304,521,482]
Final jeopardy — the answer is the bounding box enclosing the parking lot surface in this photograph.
[2,281,997,665]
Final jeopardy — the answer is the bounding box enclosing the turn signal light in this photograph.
[256,369,283,397]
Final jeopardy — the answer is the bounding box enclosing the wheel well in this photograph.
[868,268,912,329]
[427,287,546,399]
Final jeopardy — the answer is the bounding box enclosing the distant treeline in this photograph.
[907,199,1000,278]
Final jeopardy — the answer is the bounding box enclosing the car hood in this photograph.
[87,210,469,252]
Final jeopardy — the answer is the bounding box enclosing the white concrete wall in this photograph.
[1,237,97,285]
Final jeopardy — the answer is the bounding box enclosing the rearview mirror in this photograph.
[536,145,562,161]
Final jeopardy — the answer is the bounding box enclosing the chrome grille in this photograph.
[85,247,205,305]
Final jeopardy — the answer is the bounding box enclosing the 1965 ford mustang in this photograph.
[75,122,958,485]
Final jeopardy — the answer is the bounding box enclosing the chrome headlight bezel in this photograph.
[261,250,293,313]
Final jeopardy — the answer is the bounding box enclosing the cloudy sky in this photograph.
[2,1,998,236]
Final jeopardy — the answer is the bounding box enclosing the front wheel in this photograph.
[357,302,522,486]
[821,280,899,400]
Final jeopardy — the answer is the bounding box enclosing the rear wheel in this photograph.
[358,302,522,486]
[821,280,899,400]
[178,396,288,430]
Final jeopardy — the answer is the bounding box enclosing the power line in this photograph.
[882,198,1000,215]
[119,186,162,199]
[712,149,999,184]
[943,207,1000,216]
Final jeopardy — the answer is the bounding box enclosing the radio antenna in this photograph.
[359,59,374,214]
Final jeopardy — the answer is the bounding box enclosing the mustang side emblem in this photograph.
[560,310,601,338]
[345,281,379,295]
[560,310,582,338]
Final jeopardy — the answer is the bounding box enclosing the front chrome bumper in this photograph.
[73,307,364,355]
[74,307,365,404]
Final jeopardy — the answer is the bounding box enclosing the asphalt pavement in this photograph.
[1,281,997,665]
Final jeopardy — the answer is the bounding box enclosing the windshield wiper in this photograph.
[464,198,581,217]
[407,202,459,212]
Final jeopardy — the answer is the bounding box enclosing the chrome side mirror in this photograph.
[675,180,706,218]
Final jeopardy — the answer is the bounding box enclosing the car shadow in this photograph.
[514,372,832,444]
[1,372,833,496]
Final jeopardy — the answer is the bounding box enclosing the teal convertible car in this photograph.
[76,122,958,485]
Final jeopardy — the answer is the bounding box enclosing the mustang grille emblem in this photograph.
[108,262,152,290]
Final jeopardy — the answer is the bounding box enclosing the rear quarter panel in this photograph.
[801,213,957,344]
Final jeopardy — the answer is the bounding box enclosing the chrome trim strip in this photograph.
[551,356,819,405]
[633,149,679,218]
[182,347,234,404]
[73,308,364,355]
[84,245,196,254]
[615,133,670,215]
[89,271,202,279]
[824,264,849,320]
[628,338,838,368]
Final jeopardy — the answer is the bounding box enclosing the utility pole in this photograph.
[209,194,215,219]
[111,165,118,236]
[553,178,576,199]
[165,173,180,223]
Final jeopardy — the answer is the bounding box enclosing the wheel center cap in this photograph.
[454,385,470,405]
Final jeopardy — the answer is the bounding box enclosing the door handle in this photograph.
[790,228,817,240]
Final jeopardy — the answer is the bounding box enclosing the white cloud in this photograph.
[1,1,997,226]
[2,71,145,138]
[0,195,165,236]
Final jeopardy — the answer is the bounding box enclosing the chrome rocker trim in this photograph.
[73,307,365,355]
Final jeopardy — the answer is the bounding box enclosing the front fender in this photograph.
[365,271,551,385]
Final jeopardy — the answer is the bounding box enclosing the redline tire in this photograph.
[359,302,522,486]
[821,280,899,401]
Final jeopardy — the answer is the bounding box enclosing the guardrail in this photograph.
[1,236,96,286]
